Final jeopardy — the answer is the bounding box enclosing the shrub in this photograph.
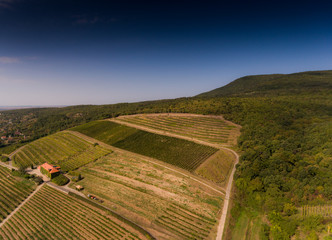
[33,176,43,185]
[0,155,9,162]
[51,174,69,186]
[11,170,25,177]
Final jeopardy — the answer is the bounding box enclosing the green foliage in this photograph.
[198,70,332,97]
[0,165,35,221]
[1,70,331,238]
[71,120,139,145]
[40,166,51,178]
[33,176,43,185]
[0,155,9,162]
[51,174,69,186]
[74,121,218,171]
[12,131,111,171]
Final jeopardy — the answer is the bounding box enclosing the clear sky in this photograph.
[1,0,332,106]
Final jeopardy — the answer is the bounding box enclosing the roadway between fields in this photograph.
[107,118,240,240]
[0,183,45,228]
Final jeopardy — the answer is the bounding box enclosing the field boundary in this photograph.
[68,192,156,240]
[216,147,239,240]
[109,118,227,149]
[68,130,226,195]
[0,182,44,228]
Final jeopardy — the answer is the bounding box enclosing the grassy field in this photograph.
[0,185,151,240]
[72,121,218,172]
[0,165,35,223]
[116,114,240,146]
[12,131,111,171]
[195,149,235,186]
[231,211,266,240]
[69,151,223,239]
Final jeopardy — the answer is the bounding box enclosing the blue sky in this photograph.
[1,0,332,105]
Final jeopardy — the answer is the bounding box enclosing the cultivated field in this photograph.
[11,131,111,171]
[0,165,35,223]
[0,185,152,240]
[69,151,224,239]
[115,114,240,146]
[72,121,218,172]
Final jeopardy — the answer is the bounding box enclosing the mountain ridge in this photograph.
[197,70,332,98]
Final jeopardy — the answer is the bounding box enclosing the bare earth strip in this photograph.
[0,183,45,228]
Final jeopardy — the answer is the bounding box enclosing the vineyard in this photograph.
[116,114,240,146]
[70,152,223,239]
[12,131,111,171]
[300,205,332,218]
[0,185,151,240]
[72,121,218,172]
[0,165,35,223]
[155,204,216,240]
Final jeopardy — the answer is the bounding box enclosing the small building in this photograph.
[38,163,61,179]
[76,185,84,191]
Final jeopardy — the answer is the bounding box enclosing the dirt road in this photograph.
[215,148,239,240]
[0,161,17,170]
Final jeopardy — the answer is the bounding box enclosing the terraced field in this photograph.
[0,185,151,240]
[0,165,35,223]
[12,131,111,171]
[72,121,218,172]
[69,151,223,239]
[116,114,240,146]
[156,204,216,240]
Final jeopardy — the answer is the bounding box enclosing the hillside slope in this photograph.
[197,70,332,97]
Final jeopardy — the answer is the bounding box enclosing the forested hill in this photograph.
[0,70,331,238]
[197,70,332,97]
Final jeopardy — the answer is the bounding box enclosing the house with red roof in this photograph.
[38,163,61,179]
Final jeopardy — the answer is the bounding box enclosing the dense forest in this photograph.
[1,70,331,238]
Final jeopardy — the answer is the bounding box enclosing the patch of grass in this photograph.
[0,155,9,162]
[51,174,69,186]
[195,149,235,185]
[231,210,266,240]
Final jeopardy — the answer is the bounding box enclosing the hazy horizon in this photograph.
[1,0,332,105]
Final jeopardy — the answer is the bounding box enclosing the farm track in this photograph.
[0,183,44,229]
[109,117,240,240]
